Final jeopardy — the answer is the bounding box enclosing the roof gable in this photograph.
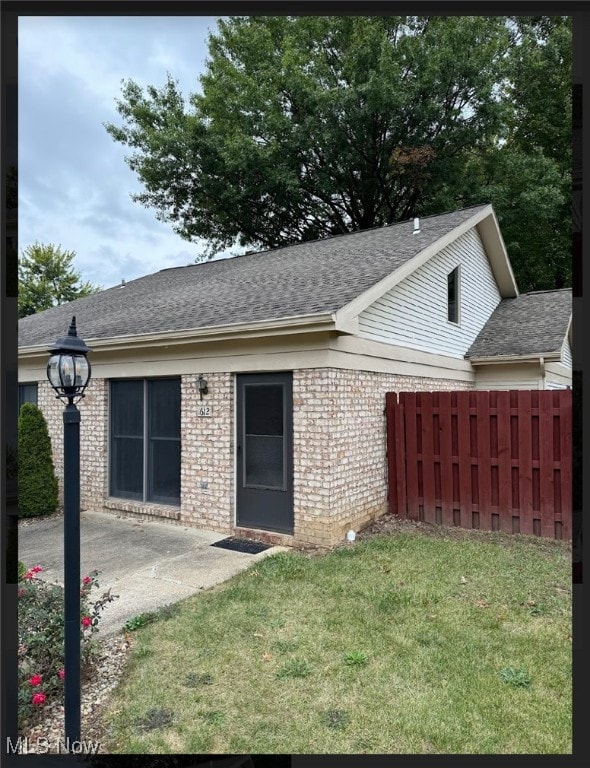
[334,204,517,327]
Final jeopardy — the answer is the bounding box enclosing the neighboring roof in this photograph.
[466,289,572,360]
[19,203,499,349]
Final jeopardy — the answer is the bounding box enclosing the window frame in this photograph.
[109,377,181,506]
[18,382,38,410]
[447,266,460,325]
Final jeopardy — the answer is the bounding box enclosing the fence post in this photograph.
[386,392,398,515]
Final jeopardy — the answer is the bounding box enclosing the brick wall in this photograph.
[180,372,234,532]
[38,377,107,509]
[292,369,473,547]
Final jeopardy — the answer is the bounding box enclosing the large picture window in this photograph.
[110,378,181,505]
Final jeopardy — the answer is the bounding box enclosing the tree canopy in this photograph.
[106,15,571,291]
[18,243,101,318]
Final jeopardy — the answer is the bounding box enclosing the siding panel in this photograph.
[358,228,501,357]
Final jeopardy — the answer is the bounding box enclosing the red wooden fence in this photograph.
[386,390,572,539]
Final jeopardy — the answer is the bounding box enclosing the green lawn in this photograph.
[103,528,571,754]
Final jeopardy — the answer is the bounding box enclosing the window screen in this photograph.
[110,378,180,505]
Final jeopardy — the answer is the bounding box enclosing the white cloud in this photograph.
[18,15,225,288]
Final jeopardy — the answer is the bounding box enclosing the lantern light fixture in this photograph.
[198,374,208,400]
[46,316,91,402]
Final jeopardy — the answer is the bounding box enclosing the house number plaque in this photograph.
[197,405,212,417]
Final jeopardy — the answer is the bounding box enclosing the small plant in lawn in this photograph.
[276,658,312,679]
[499,667,532,687]
[344,650,369,667]
[184,672,213,687]
[18,565,118,726]
[321,709,350,730]
[199,710,224,725]
[272,639,299,654]
[137,707,175,731]
[124,612,157,632]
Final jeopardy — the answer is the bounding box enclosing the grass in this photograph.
[102,528,571,754]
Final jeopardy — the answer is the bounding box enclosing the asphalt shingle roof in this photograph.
[466,289,572,359]
[18,205,488,348]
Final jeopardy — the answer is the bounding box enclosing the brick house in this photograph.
[18,204,572,547]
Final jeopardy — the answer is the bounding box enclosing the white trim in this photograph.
[469,352,561,365]
[18,313,337,357]
[330,335,473,372]
[325,349,475,381]
[20,346,475,382]
[475,208,519,296]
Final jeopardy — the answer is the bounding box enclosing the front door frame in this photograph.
[235,371,294,534]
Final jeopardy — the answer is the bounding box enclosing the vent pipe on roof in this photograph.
[120,279,125,287]
[413,217,420,235]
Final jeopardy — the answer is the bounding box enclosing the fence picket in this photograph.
[476,392,492,530]
[560,391,572,539]
[403,393,419,520]
[496,391,513,533]
[438,391,454,526]
[456,391,473,529]
[420,393,436,524]
[539,392,555,538]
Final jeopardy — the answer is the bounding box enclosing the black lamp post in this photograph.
[46,316,91,746]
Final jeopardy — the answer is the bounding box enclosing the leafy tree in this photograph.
[18,243,101,318]
[430,15,572,291]
[105,15,571,290]
[18,403,59,519]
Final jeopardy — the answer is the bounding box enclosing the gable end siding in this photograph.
[358,228,501,358]
[562,338,573,368]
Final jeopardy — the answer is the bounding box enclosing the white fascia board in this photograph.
[18,313,336,359]
[469,352,561,365]
[475,208,519,298]
[331,334,473,373]
[334,205,518,328]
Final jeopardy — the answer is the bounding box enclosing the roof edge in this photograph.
[18,312,336,357]
[468,352,561,365]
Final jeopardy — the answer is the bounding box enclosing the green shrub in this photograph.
[18,403,58,518]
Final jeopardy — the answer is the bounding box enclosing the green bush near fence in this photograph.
[18,403,58,518]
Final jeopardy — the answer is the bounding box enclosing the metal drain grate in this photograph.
[210,536,271,554]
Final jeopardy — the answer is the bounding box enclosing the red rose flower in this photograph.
[82,575,92,585]
[81,616,92,628]
[58,668,65,680]
[32,692,46,706]
[29,674,42,687]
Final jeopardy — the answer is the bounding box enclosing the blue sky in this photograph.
[19,15,234,290]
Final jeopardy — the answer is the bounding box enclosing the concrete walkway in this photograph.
[18,510,285,635]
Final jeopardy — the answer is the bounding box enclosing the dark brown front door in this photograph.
[236,372,293,533]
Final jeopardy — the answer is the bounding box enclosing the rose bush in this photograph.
[18,564,118,726]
